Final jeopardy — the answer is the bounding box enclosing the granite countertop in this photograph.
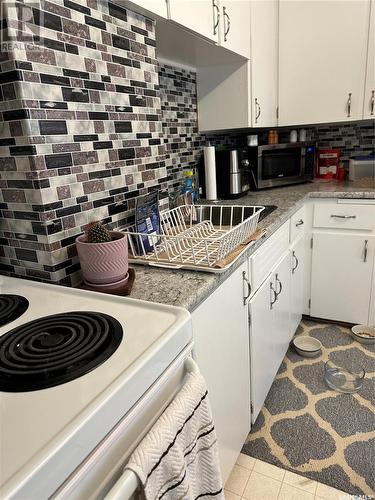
[129,180,375,312]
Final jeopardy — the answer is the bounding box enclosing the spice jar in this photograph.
[268,130,278,144]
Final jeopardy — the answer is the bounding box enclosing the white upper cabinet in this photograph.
[126,0,168,18]
[250,0,278,127]
[278,0,371,126]
[219,1,251,58]
[363,0,375,119]
[168,0,220,42]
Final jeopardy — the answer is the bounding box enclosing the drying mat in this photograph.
[242,319,375,496]
[81,268,135,296]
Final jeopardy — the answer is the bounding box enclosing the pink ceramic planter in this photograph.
[76,231,128,284]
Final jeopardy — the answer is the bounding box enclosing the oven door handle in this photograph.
[103,358,200,500]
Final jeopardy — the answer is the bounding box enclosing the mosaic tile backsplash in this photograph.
[0,1,374,285]
[0,0,166,285]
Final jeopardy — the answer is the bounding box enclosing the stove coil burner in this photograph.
[0,294,29,327]
[0,311,123,392]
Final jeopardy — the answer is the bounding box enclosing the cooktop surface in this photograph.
[0,311,123,392]
[0,294,29,327]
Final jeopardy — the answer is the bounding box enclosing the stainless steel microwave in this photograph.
[248,142,315,190]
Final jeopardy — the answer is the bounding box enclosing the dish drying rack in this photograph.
[125,204,265,272]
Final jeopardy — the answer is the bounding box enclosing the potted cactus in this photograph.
[75,221,128,284]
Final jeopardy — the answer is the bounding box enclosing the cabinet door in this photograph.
[363,0,375,118]
[250,0,278,127]
[279,0,370,125]
[169,0,219,42]
[129,0,168,17]
[369,269,375,326]
[192,262,250,482]
[290,237,305,336]
[311,234,374,324]
[249,274,274,422]
[272,253,291,369]
[220,0,251,58]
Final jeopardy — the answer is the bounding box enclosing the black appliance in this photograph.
[248,142,315,190]
[198,148,251,199]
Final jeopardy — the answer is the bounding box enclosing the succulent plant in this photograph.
[85,221,112,243]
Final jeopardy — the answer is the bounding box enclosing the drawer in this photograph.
[290,205,306,242]
[313,203,374,231]
[250,220,290,292]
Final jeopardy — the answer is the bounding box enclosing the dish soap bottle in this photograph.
[181,169,197,201]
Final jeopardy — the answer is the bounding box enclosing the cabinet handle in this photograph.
[292,251,299,274]
[242,271,251,305]
[346,92,352,117]
[295,219,304,227]
[212,0,220,36]
[275,273,283,297]
[223,6,230,41]
[255,98,261,123]
[371,90,374,116]
[270,283,277,309]
[363,239,368,263]
[330,214,356,219]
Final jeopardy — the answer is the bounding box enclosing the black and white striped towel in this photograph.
[125,364,224,500]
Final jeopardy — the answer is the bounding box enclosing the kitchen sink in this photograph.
[258,205,278,222]
[195,204,277,226]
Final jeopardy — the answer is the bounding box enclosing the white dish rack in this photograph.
[125,204,265,272]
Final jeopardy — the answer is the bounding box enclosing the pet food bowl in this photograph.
[324,359,365,393]
[351,325,375,345]
[293,336,322,357]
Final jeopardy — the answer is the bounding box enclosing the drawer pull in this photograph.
[270,283,277,309]
[363,240,368,263]
[242,271,252,305]
[275,273,282,296]
[292,251,299,273]
[295,219,304,227]
[330,214,357,219]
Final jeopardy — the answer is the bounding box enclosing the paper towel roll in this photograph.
[203,146,217,201]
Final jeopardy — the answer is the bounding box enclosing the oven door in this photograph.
[257,144,305,188]
[51,344,193,500]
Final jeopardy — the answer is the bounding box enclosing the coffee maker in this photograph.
[198,148,251,199]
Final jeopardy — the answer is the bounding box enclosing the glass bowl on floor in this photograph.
[324,359,365,394]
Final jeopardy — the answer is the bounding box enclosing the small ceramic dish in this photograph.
[84,273,129,291]
[293,336,322,357]
[351,325,375,345]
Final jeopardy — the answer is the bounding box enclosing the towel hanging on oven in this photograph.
[124,359,224,500]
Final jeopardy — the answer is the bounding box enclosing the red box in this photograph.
[316,149,340,179]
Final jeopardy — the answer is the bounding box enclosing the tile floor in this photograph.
[225,454,351,500]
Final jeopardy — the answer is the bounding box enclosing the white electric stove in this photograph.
[0,275,192,499]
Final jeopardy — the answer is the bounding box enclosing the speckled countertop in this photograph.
[129,180,375,312]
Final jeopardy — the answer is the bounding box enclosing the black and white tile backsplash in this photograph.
[0,1,374,285]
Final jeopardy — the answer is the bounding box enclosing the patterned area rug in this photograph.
[242,319,375,496]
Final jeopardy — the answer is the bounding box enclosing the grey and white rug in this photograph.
[242,319,375,496]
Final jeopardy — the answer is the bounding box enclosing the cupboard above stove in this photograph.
[124,0,375,130]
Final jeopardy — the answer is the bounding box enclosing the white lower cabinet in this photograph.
[369,271,375,326]
[310,233,374,325]
[290,236,305,335]
[248,273,274,423]
[249,251,292,423]
[191,262,250,482]
[272,252,292,365]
